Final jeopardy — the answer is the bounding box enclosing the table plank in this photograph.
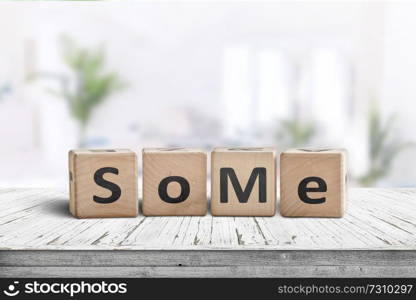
[0,188,415,250]
[1,250,416,277]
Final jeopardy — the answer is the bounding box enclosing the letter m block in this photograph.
[211,147,276,216]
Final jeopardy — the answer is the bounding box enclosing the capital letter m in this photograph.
[220,167,267,203]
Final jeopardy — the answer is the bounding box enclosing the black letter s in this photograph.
[93,167,121,204]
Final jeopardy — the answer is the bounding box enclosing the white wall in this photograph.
[380,2,416,186]
[0,1,414,187]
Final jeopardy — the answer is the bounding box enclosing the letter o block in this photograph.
[142,148,207,216]
[68,149,138,218]
[211,147,276,216]
[280,149,347,218]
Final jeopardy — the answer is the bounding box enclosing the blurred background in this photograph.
[0,0,415,188]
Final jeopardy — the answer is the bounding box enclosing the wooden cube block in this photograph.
[280,148,347,217]
[142,148,207,216]
[211,147,276,216]
[68,149,138,218]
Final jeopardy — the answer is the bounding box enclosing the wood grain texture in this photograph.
[1,251,416,277]
[211,147,276,216]
[1,188,415,250]
[69,149,138,218]
[2,265,416,278]
[1,188,416,277]
[280,149,346,217]
[142,148,207,216]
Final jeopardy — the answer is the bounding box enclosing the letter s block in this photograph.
[68,149,138,218]
[280,149,347,217]
[142,148,207,216]
[211,147,276,216]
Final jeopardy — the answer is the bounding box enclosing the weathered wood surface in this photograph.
[1,188,415,250]
[1,250,416,278]
[0,188,416,277]
[3,250,416,267]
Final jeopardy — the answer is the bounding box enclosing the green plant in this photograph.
[277,118,316,148]
[358,103,413,186]
[48,36,125,146]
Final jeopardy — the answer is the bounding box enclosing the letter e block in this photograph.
[211,147,276,216]
[68,149,138,218]
[280,149,347,217]
[142,148,207,216]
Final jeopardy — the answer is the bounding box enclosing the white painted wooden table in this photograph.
[0,188,416,277]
